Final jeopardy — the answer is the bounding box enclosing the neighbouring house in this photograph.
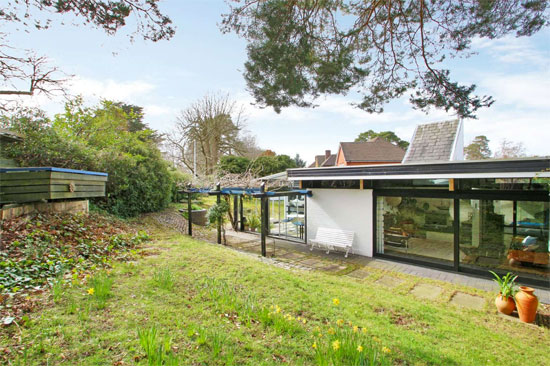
[335,138,406,166]
[286,121,549,289]
[308,150,336,168]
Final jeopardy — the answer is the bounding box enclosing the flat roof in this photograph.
[287,157,550,180]
[0,167,108,176]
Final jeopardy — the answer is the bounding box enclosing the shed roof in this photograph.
[340,138,406,162]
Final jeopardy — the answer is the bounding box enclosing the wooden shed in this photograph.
[0,167,108,204]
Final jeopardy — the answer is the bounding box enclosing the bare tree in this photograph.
[0,1,175,108]
[166,93,250,177]
[494,139,527,159]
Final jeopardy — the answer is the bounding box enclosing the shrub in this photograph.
[1,102,181,217]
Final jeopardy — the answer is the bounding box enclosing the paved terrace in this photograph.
[223,231,550,307]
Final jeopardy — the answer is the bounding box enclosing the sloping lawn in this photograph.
[2,224,549,365]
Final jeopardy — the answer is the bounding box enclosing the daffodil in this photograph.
[336,319,344,326]
[362,327,367,334]
[312,342,317,349]
[275,305,281,314]
[332,340,340,351]
[373,336,381,343]
[328,327,335,335]
[382,346,391,354]
[357,345,363,353]
[302,319,307,324]
[332,298,340,306]
[353,325,359,333]
[87,288,95,295]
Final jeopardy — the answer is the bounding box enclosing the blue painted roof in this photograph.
[187,187,310,196]
[0,167,108,176]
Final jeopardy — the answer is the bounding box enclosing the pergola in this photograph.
[181,183,311,257]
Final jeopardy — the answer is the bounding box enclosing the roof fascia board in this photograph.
[288,171,550,181]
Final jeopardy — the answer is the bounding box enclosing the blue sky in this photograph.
[5,1,550,164]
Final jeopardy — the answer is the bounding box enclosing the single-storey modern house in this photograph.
[287,158,550,288]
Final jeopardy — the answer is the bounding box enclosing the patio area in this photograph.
[222,230,550,309]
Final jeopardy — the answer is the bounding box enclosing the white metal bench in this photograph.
[309,227,354,257]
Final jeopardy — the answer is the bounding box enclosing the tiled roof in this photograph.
[340,138,406,162]
[308,155,328,168]
[320,154,336,167]
[403,120,462,163]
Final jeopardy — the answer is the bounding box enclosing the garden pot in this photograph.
[494,294,515,315]
[515,286,539,323]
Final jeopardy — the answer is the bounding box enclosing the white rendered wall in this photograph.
[307,189,374,257]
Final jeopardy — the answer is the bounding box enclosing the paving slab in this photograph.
[319,264,347,272]
[449,292,486,310]
[299,258,328,268]
[410,283,443,300]
[278,251,307,261]
[346,269,371,279]
[375,275,404,288]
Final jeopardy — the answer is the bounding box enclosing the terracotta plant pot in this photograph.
[494,294,516,315]
[515,286,539,323]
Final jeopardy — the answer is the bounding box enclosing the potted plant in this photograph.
[489,271,518,315]
[206,200,229,244]
[248,214,261,232]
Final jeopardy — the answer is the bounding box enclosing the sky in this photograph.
[4,1,550,165]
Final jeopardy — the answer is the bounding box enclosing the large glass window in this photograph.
[459,200,549,282]
[376,196,454,266]
[267,194,306,242]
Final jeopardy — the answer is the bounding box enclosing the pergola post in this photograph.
[233,195,238,229]
[186,184,192,236]
[239,195,244,231]
[260,182,267,257]
[216,182,222,245]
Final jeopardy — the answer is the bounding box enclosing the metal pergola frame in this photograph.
[180,183,311,257]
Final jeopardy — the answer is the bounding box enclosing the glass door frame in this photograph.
[372,188,549,288]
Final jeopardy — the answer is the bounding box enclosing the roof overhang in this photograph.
[287,158,550,181]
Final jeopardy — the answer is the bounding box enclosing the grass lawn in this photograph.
[2,220,549,365]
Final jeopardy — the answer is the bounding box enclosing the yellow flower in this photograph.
[336,319,344,326]
[348,321,353,326]
[382,346,391,354]
[353,325,359,333]
[357,345,363,353]
[361,327,367,334]
[328,328,335,335]
[332,298,340,306]
[312,342,317,349]
[87,288,94,295]
[275,305,281,314]
[302,319,307,324]
[332,340,340,351]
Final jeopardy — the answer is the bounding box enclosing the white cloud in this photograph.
[471,35,548,66]
[68,77,156,100]
[479,71,550,109]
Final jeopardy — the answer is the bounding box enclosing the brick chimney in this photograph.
[325,150,331,160]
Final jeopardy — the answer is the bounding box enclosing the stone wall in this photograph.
[0,200,89,220]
